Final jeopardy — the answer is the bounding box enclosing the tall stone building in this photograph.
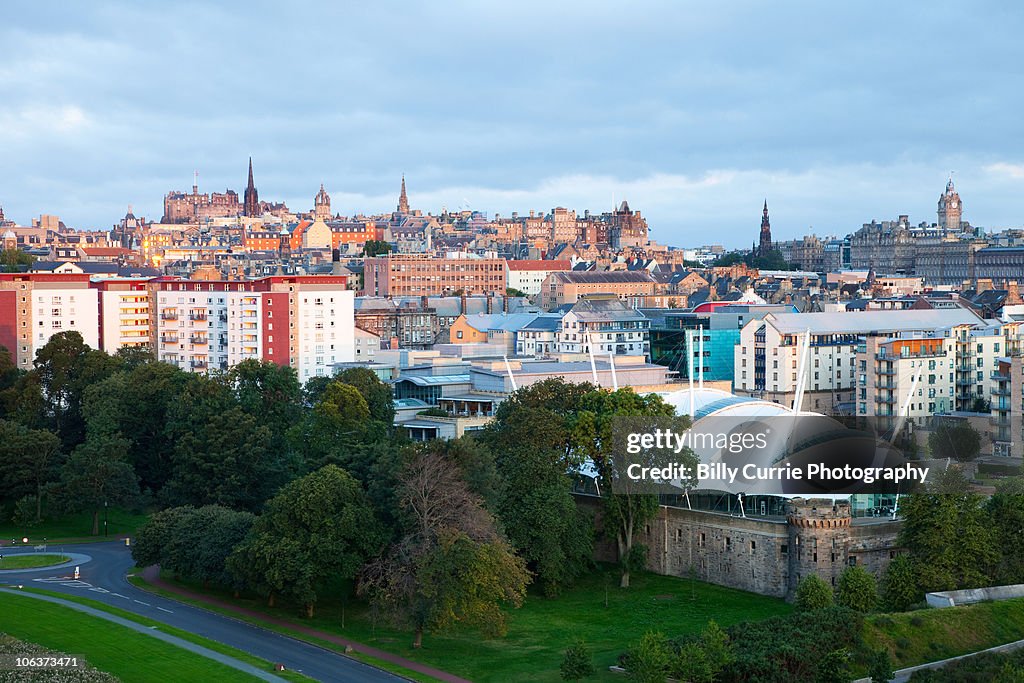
[758,200,773,256]
[397,175,410,215]
[243,157,259,218]
[938,177,963,231]
[314,184,331,221]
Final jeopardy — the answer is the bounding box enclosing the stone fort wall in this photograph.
[579,495,902,600]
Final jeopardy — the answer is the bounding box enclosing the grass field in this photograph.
[0,554,69,570]
[20,587,314,683]
[0,590,265,682]
[0,508,148,544]
[139,565,792,682]
[864,597,1024,670]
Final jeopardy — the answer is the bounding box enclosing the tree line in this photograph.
[0,332,690,646]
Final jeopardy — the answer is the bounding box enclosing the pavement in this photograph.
[0,542,407,683]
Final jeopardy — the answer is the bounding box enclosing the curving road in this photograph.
[0,542,403,683]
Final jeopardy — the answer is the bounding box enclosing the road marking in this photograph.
[111,593,130,600]
[133,599,150,606]
[89,587,110,594]
[156,606,173,613]
[60,581,92,588]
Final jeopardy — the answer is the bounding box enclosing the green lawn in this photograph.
[20,587,314,683]
[0,590,264,682]
[140,566,792,682]
[863,597,1024,670]
[0,554,69,570]
[0,508,148,544]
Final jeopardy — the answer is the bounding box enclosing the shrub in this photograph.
[625,631,671,683]
[881,555,921,612]
[560,640,595,681]
[869,648,894,683]
[837,565,878,612]
[795,574,834,611]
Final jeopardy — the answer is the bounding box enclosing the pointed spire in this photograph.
[397,174,410,214]
[247,157,254,188]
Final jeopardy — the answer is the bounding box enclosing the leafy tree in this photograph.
[560,640,595,681]
[898,468,996,591]
[572,388,687,588]
[360,447,529,648]
[987,477,1024,584]
[362,239,392,257]
[228,359,303,456]
[229,465,384,617]
[815,648,851,683]
[0,248,34,273]
[31,332,121,449]
[55,433,139,535]
[711,252,745,268]
[113,345,154,370]
[699,620,733,678]
[131,505,197,568]
[0,346,22,418]
[673,642,713,683]
[166,406,280,511]
[506,287,527,298]
[625,631,671,683]
[868,649,894,683]
[836,565,878,612]
[166,505,255,589]
[928,421,981,462]
[880,555,921,612]
[795,574,834,611]
[290,381,372,471]
[335,367,395,426]
[0,420,63,520]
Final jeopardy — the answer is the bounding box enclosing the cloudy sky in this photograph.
[3,1,1023,246]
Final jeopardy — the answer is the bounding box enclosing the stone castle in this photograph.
[584,496,900,600]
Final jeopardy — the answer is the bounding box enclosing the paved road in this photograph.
[0,542,403,683]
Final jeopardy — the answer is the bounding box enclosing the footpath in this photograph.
[139,566,471,683]
[852,636,1024,683]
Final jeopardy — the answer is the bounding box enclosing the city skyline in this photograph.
[3,1,1024,243]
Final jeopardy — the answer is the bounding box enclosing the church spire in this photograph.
[243,157,259,217]
[397,174,409,214]
[758,200,772,257]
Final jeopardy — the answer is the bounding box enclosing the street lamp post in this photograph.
[104,501,108,538]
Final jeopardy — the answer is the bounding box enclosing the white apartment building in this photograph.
[734,308,991,413]
[32,279,99,355]
[506,260,571,297]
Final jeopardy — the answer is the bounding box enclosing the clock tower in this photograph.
[937,177,962,232]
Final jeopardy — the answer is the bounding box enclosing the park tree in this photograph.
[0,346,22,416]
[31,332,121,449]
[228,359,303,456]
[986,477,1024,584]
[879,555,921,612]
[571,388,689,588]
[131,505,197,568]
[927,421,982,462]
[0,248,34,273]
[229,465,385,618]
[290,381,372,471]
[335,367,395,426]
[360,447,529,648]
[868,649,894,683]
[836,565,878,612]
[794,574,834,611]
[625,631,672,683]
[167,407,282,512]
[0,420,63,521]
[898,467,996,591]
[165,505,256,588]
[55,433,139,535]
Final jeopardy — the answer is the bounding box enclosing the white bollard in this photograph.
[74,566,80,580]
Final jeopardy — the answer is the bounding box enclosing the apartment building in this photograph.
[95,278,152,352]
[153,276,353,380]
[362,253,506,297]
[0,273,99,368]
[734,308,988,414]
[506,260,571,296]
[556,294,650,359]
[856,336,956,429]
[539,270,657,309]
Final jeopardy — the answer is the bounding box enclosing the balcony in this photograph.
[160,335,179,344]
[875,394,897,404]
[956,378,976,387]
[992,386,1011,397]
[992,371,1011,382]
[190,312,208,321]
[160,311,179,320]
[190,360,208,370]
[874,381,896,389]
[876,367,896,376]
[189,335,208,345]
